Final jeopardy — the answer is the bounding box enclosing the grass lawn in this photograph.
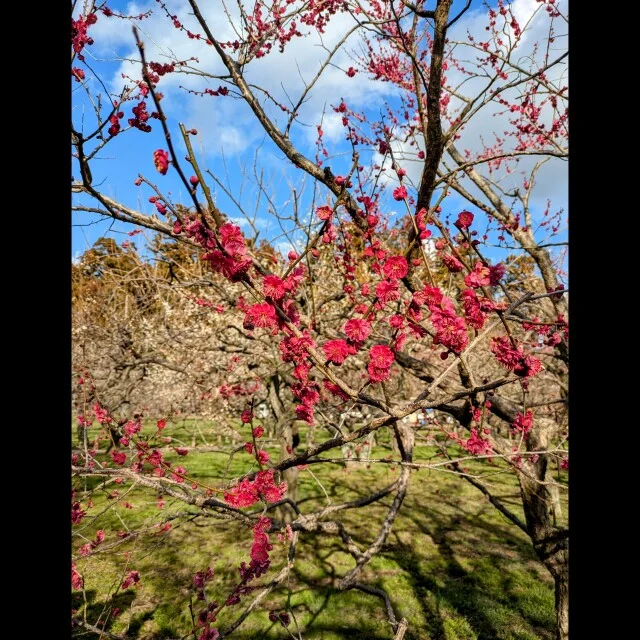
[72,418,567,640]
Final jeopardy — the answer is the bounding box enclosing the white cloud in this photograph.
[382,0,568,216]
[182,92,262,157]
[274,239,296,256]
[89,1,398,159]
[83,0,567,220]
[320,110,349,144]
[87,5,145,54]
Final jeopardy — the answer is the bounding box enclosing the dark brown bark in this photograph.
[554,565,569,640]
[405,0,454,291]
[518,417,568,640]
[268,375,299,523]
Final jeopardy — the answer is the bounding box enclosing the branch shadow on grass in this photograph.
[382,492,555,640]
[72,589,155,639]
[72,462,555,639]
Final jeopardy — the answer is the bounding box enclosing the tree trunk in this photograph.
[521,475,568,640]
[554,566,568,640]
[518,416,568,640]
[278,421,298,522]
[268,375,299,523]
[549,483,562,526]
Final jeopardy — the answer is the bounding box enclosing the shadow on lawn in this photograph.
[280,477,554,640]
[385,496,555,640]
[225,626,391,640]
[73,469,555,640]
[72,589,155,638]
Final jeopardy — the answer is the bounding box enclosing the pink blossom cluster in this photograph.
[415,207,432,240]
[71,13,97,61]
[129,101,154,133]
[78,530,105,557]
[92,402,112,425]
[490,336,543,378]
[462,429,493,456]
[464,261,491,289]
[512,410,534,435]
[278,330,320,422]
[71,501,87,525]
[196,223,252,282]
[193,567,214,600]
[122,570,141,590]
[224,470,287,508]
[72,562,84,590]
[418,286,469,354]
[269,610,291,627]
[461,289,489,330]
[153,149,170,175]
[522,313,568,347]
[368,344,395,382]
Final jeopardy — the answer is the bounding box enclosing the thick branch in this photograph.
[449,459,528,533]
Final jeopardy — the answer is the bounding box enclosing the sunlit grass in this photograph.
[72,419,566,639]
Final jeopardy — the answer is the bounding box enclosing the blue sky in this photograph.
[72,0,567,273]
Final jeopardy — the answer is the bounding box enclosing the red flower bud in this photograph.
[393,185,408,201]
[153,149,170,175]
[455,210,474,230]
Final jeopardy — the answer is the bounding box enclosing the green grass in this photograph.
[72,420,567,639]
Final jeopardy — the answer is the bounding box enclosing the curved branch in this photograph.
[186,0,368,232]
